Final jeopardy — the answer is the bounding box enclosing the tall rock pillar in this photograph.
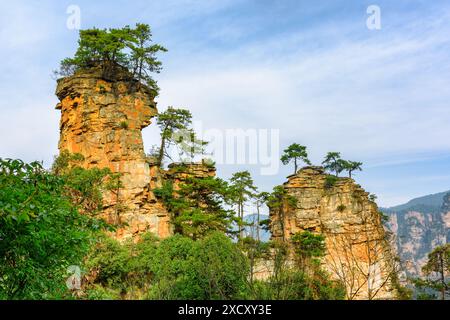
[269,166,398,299]
[55,65,171,240]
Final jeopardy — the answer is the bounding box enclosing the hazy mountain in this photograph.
[382,190,450,213]
[383,191,450,278]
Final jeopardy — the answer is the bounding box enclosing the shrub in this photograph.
[324,175,339,189]
[149,232,249,300]
[120,121,129,129]
[0,158,101,299]
[84,233,158,298]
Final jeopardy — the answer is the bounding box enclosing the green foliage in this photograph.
[150,232,249,300]
[51,150,85,175]
[56,23,167,93]
[379,210,390,223]
[155,107,207,166]
[250,240,344,300]
[177,130,209,162]
[253,268,345,300]
[322,152,363,178]
[240,237,272,259]
[119,121,129,129]
[337,204,346,212]
[342,160,363,178]
[291,231,326,266]
[52,151,121,214]
[0,158,102,299]
[86,232,249,300]
[127,23,167,91]
[266,185,297,210]
[324,175,339,189]
[85,285,121,300]
[229,171,257,239]
[155,177,235,240]
[152,181,174,206]
[280,143,311,174]
[412,244,450,300]
[229,171,257,201]
[322,152,343,176]
[259,218,271,232]
[422,244,450,275]
[391,276,413,300]
[369,193,378,202]
[84,233,158,298]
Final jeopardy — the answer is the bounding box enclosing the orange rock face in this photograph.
[55,66,171,240]
[269,166,398,300]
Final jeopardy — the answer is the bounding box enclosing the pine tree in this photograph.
[280,143,311,174]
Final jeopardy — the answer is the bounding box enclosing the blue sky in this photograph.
[1,0,450,207]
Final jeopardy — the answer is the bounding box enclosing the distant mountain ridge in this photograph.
[382,190,450,278]
[383,190,450,213]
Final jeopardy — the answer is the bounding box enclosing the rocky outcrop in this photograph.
[269,166,397,299]
[55,66,221,241]
[166,161,216,188]
[442,193,450,237]
[385,192,450,277]
[55,65,171,240]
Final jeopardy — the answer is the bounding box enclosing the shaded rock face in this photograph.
[269,167,396,299]
[386,193,450,277]
[443,193,450,237]
[55,66,171,240]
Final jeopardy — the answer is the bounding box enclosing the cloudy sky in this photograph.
[1,0,450,207]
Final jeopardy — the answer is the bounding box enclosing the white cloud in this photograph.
[153,6,450,166]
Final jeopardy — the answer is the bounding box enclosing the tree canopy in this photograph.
[0,158,109,299]
[281,143,311,174]
[154,107,207,167]
[56,23,167,94]
[322,152,363,178]
[413,244,450,300]
[229,171,258,240]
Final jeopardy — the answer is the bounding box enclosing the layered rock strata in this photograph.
[55,66,170,240]
[269,166,397,299]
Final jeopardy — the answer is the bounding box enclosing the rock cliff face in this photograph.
[443,194,450,235]
[55,66,172,240]
[269,167,397,299]
[385,192,450,277]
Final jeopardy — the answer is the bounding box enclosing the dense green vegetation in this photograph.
[56,23,167,94]
[85,232,249,299]
[0,158,110,299]
[0,156,347,300]
[154,176,236,240]
[84,231,344,300]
